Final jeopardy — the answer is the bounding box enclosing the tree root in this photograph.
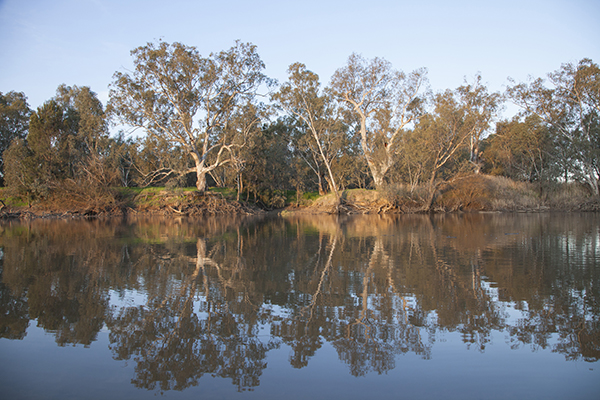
[161,195,262,216]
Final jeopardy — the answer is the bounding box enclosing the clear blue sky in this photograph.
[1,0,599,118]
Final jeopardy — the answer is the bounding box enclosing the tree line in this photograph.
[1,40,598,209]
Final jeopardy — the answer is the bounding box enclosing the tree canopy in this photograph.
[0,91,31,185]
[1,40,598,209]
[507,58,600,195]
[108,40,270,191]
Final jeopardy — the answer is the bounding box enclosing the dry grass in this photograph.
[475,175,541,211]
[379,175,598,213]
[544,182,600,211]
[305,177,553,214]
[43,180,123,214]
[438,175,599,212]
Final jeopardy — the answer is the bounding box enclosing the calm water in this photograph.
[0,213,598,399]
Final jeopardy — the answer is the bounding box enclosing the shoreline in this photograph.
[2,177,599,220]
[1,201,598,221]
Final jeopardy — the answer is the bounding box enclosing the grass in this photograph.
[208,187,237,199]
[114,186,243,211]
[302,191,321,201]
[0,188,29,207]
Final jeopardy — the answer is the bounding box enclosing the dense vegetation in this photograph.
[0,40,598,213]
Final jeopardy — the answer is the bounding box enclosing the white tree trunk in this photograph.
[191,152,208,192]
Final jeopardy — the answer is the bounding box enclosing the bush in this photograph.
[257,189,286,209]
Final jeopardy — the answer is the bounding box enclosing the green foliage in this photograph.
[482,115,557,182]
[209,187,236,199]
[108,40,270,191]
[0,91,31,185]
[507,58,600,194]
[3,48,597,212]
[3,138,41,202]
[4,100,69,200]
[301,191,321,201]
[273,63,346,200]
[128,134,189,187]
[255,188,286,209]
[330,53,428,189]
[233,119,295,199]
[3,86,117,207]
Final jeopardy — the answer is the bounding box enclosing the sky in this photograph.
[1,0,599,120]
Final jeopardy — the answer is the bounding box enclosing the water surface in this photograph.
[0,213,598,399]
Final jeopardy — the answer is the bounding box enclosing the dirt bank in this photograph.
[1,175,599,220]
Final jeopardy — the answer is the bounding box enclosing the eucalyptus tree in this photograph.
[4,85,112,202]
[53,84,115,186]
[330,53,427,189]
[403,82,498,210]
[215,101,268,200]
[457,74,501,173]
[483,115,556,182]
[108,40,270,191]
[285,114,329,195]
[129,134,190,187]
[0,91,30,184]
[273,63,345,206]
[507,58,600,195]
[4,100,72,200]
[54,84,107,147]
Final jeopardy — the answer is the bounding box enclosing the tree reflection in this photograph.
[329,234,432,376]
[0,220,116,345]
[0,213,598,392]
[107,235,278,391]
[0,264,29,339]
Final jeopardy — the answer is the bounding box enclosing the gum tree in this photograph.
[4,86,111,203]
[0,91,31,184]
[330,54,427,189]
[4,100,72,200]
[507,58,600,195]
[273,63,345,207]
[403,82,498,210]
[457,74,501,173]
[108,40,269,191]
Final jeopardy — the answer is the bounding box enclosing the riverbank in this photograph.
[0,187,263,220]
[1,175,599,220]
[300,175,600,214]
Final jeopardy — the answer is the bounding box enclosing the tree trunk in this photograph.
[318,173,326,196]
[357,115,393,191]
[425,171,438,212]
[236,172,242,202]
[586,169,600,196]
[470,144,482,174]
[191,152,207,192]
[320,156,341,212]
[370,165,385,190]
[365,151,392,190]
[196,169,207,192]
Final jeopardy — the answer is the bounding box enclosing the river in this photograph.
[0,213,598,399]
